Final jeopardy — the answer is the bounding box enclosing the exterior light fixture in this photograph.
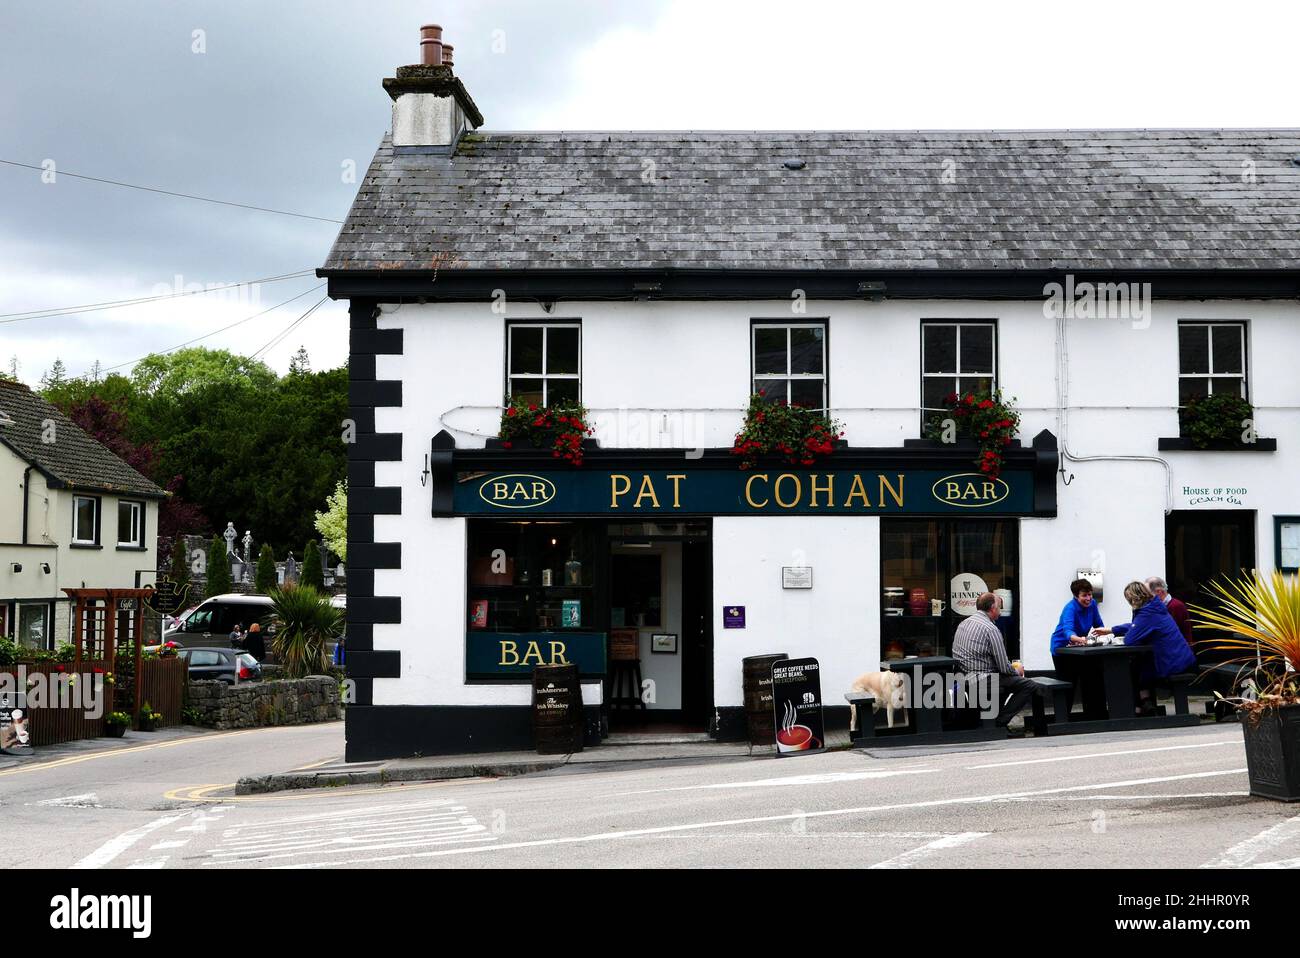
[9,563,21,573]
[41,562,51,574]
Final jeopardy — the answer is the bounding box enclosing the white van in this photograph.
[164,592,347,652]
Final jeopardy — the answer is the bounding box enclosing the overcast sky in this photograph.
[2,0,1296,386]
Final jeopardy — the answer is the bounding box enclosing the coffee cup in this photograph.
[776,724,819,752]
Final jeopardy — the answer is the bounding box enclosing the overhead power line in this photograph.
[98,283,327,375]
[0,158,345,224]
[0,269,318,325]
[245,297,329,363]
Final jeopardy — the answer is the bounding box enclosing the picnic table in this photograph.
[1048,643,1199,734]
[870,656,1005,747]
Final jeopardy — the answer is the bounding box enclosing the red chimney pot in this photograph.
[419,23,443,66]
[442,43,454,67]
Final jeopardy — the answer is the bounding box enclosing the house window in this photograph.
[752,322,827,410]
[1178,321,1247,405]
[16,602,51,650]
[118,500,144,547]
[921,321,997,424]
[506,322,580,406]
[72,495,99,545]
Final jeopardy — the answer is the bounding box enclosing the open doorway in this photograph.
[1165,510,1256,663]
[605,522,712,733]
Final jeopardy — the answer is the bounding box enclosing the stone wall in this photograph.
[186,676,341,730]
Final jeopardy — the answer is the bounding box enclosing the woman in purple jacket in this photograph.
[1094,581,1197,684]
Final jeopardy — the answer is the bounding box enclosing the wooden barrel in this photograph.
[742,653,787,746]
[533,663,584,755]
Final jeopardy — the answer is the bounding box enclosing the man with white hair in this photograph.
[1146,576,1193,649]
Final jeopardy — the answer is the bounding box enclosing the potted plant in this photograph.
[104,711,132,738]
[1179,393,1253,449]
[137,702,163,732]
[923,390,1020,478]
[730,391,844,470]
[1190,570,1300,802]
[498,399,594,466]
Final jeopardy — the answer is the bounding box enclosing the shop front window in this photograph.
[467,520,599,633]
[881,518,1019,660]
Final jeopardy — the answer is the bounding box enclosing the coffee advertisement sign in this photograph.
[771,657,825,756]
[0,692,33,756]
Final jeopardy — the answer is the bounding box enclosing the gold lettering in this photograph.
[982,481,997,500]
[945,481,962,500]
[510,481,528,499]
[745,474,770,508]
[633,474,660,509]
[492,481,509,501]
[532,481,547,500]
[845,474,871,508]
[521,641,545,665]
[499,640,519,666]
[809,474,833,508]
[879,474,905,508]
[610,474,632,508]
[774,474,802,509]
[548,641,569,664]
[665,474,686,509]
[963,481,979,499]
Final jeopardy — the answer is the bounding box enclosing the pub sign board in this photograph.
[455,468,1032,516]
[467,631,607,680]
[771,657,825,756]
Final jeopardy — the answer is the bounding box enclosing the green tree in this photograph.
[206,536,232,597]
[131,347,275,396]
[315,481,347,562]
[40,359,68,390]
[255,544,278,593]
[168,535,191,593]
[288,345,311,376]
[300,539,324,590]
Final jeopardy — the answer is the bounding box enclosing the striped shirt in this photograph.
[952,611,1015,676]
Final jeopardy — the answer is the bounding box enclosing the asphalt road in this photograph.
[2,721,1297,869]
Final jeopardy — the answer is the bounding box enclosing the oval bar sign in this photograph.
[931,473,1010,508]
[479,474,557,509]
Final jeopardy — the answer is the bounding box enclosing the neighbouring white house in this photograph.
[319,24,1300,759]
[0,379,165,649]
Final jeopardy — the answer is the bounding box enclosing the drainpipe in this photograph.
[21,465,32,544]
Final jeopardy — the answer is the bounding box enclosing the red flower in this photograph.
[501,440,512,449]
[56,665,66,672]
[979,399,994,409]
[506,407,517,417]
[801,458,815,466]
[528,403,538,412]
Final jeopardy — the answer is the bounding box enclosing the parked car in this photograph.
[177,647,262,684]
[163,594,276,647]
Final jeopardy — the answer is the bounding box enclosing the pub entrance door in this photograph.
[1165,510,1256,662]
[605,521,712,732]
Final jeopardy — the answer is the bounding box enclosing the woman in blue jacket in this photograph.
[1051,578,1104,654]
[1095,581,1197,684]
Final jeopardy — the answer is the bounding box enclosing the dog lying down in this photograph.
[850,671,908,731]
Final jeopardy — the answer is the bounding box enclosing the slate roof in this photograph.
[321,129,1300,273]
[0,380,166,499]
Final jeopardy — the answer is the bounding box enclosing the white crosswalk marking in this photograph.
[206,798,497,866]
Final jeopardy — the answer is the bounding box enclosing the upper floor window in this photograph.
[752,322,827,410]
[1178,321,1246,405]
[72,495,99,545]
[118,500,143,547]
[506,322,580,406]
[921,321,997,422]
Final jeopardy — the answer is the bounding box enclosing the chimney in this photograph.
[384,23,483,152]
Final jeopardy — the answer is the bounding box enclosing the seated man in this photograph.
[952,592,1036,727]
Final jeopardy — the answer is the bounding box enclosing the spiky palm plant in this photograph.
[1189,570,1300,709]
[269,585,342,679]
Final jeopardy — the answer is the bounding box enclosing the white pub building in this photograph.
[321,25,1300,759]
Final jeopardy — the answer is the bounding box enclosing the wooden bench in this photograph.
[1148,672,1196,716]
[1027,676,1073,735]
[844,692,875,745]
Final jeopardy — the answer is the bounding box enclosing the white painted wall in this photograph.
[373,297,1300,705]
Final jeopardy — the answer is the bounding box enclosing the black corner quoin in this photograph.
[345,299,405,733]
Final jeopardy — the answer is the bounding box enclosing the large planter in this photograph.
[104,724,127,739]
[1241,704,1300,802]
